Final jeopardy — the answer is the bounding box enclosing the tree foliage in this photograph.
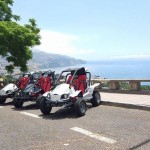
[0,0,40,73]
[0,0,20,21]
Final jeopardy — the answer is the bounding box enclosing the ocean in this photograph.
[53,58,150,79]
[50,58,150,86]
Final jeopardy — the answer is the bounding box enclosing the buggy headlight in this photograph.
[47,93,51,99]
[61,94,69,99]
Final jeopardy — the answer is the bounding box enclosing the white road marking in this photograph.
[0,106,4,108]
[71,127,117,144]
[64,143,69,146]
[20,112,41,119]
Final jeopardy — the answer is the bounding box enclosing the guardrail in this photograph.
[60,78,150,91]
[0,77,149,93]
[92,79,150,91]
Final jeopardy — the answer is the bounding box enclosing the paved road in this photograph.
[0,99,150,150]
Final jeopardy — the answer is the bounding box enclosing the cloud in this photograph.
[34,30,96,59]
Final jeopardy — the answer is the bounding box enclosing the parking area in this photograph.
[0,97,150,150]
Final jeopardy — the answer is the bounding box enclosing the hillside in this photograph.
[0,50,86,73]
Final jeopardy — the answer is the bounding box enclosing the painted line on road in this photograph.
[20,112,42,119]
[0,106,4,108]
[71,127,117,144]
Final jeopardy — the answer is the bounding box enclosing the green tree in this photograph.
[0,0,40,73]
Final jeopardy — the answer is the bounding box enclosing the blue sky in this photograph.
[12,0,150,60]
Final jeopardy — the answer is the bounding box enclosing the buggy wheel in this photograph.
[91,91,101,107]
[75,98,87,116]
[40,97,52,115]
[13,98,23,108]
[36,95,43,108]
[0,98,6,104]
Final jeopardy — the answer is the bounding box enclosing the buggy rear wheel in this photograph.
[13,98,23,108]
[36,95,43,108]
[40,97,52,115]
[74,98,87,116]
[91,91,101,107]
[0,98,6,104]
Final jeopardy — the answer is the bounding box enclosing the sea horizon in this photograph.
[49,58,150,81]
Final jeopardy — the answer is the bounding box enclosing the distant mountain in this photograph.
[0,50,86,73]
[29,50,86,69]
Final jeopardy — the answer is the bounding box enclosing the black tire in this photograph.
[91,91,101,107]
[36,95,43,108]
[0,98,6,104]
[74,98,87,116]
[40,97,52,115]
[13,98,23,108]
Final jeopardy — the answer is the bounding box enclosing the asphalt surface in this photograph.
[0,98,150,150]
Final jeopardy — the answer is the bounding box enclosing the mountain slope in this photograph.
[29,50,86,69]
[0,50,86,73]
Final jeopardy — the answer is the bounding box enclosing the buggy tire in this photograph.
[40,97,52,115]
[75,98,87,116]
[0,98,6,104]
[13,98,23,108]
[91,91,101,107]
[36,95,43,108]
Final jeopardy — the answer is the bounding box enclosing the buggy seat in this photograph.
[38,75,52,93]
[37,76,45,87]
[76,75,86,94]
[66,75,73,84]
[67,75,78,90]
[18,77,30,90]
[67,68,87,94]
[43,76,52,92]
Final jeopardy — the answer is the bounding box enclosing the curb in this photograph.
[99,89,150,95]
[101,101,150,111]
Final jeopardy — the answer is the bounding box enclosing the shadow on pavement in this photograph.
[40,107,77,120]
[1,101,13,106]
[11,103,39,111]
[130,138,150,150]
[39,104,93,120]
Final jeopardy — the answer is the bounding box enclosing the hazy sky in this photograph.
[12,0,150,60]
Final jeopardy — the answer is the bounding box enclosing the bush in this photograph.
[141,85,150,90]
[2,75,16,85]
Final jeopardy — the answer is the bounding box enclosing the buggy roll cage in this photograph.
[30,70,55,84]
[55,67,91,87]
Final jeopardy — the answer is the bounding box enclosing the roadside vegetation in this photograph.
[0,74,16,85]
[100,82,150,91]
[0,0,41,73]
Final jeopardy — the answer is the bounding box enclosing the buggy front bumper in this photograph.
[45,97,73,107]
[0,92,15,99]
[15,93,38,102]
